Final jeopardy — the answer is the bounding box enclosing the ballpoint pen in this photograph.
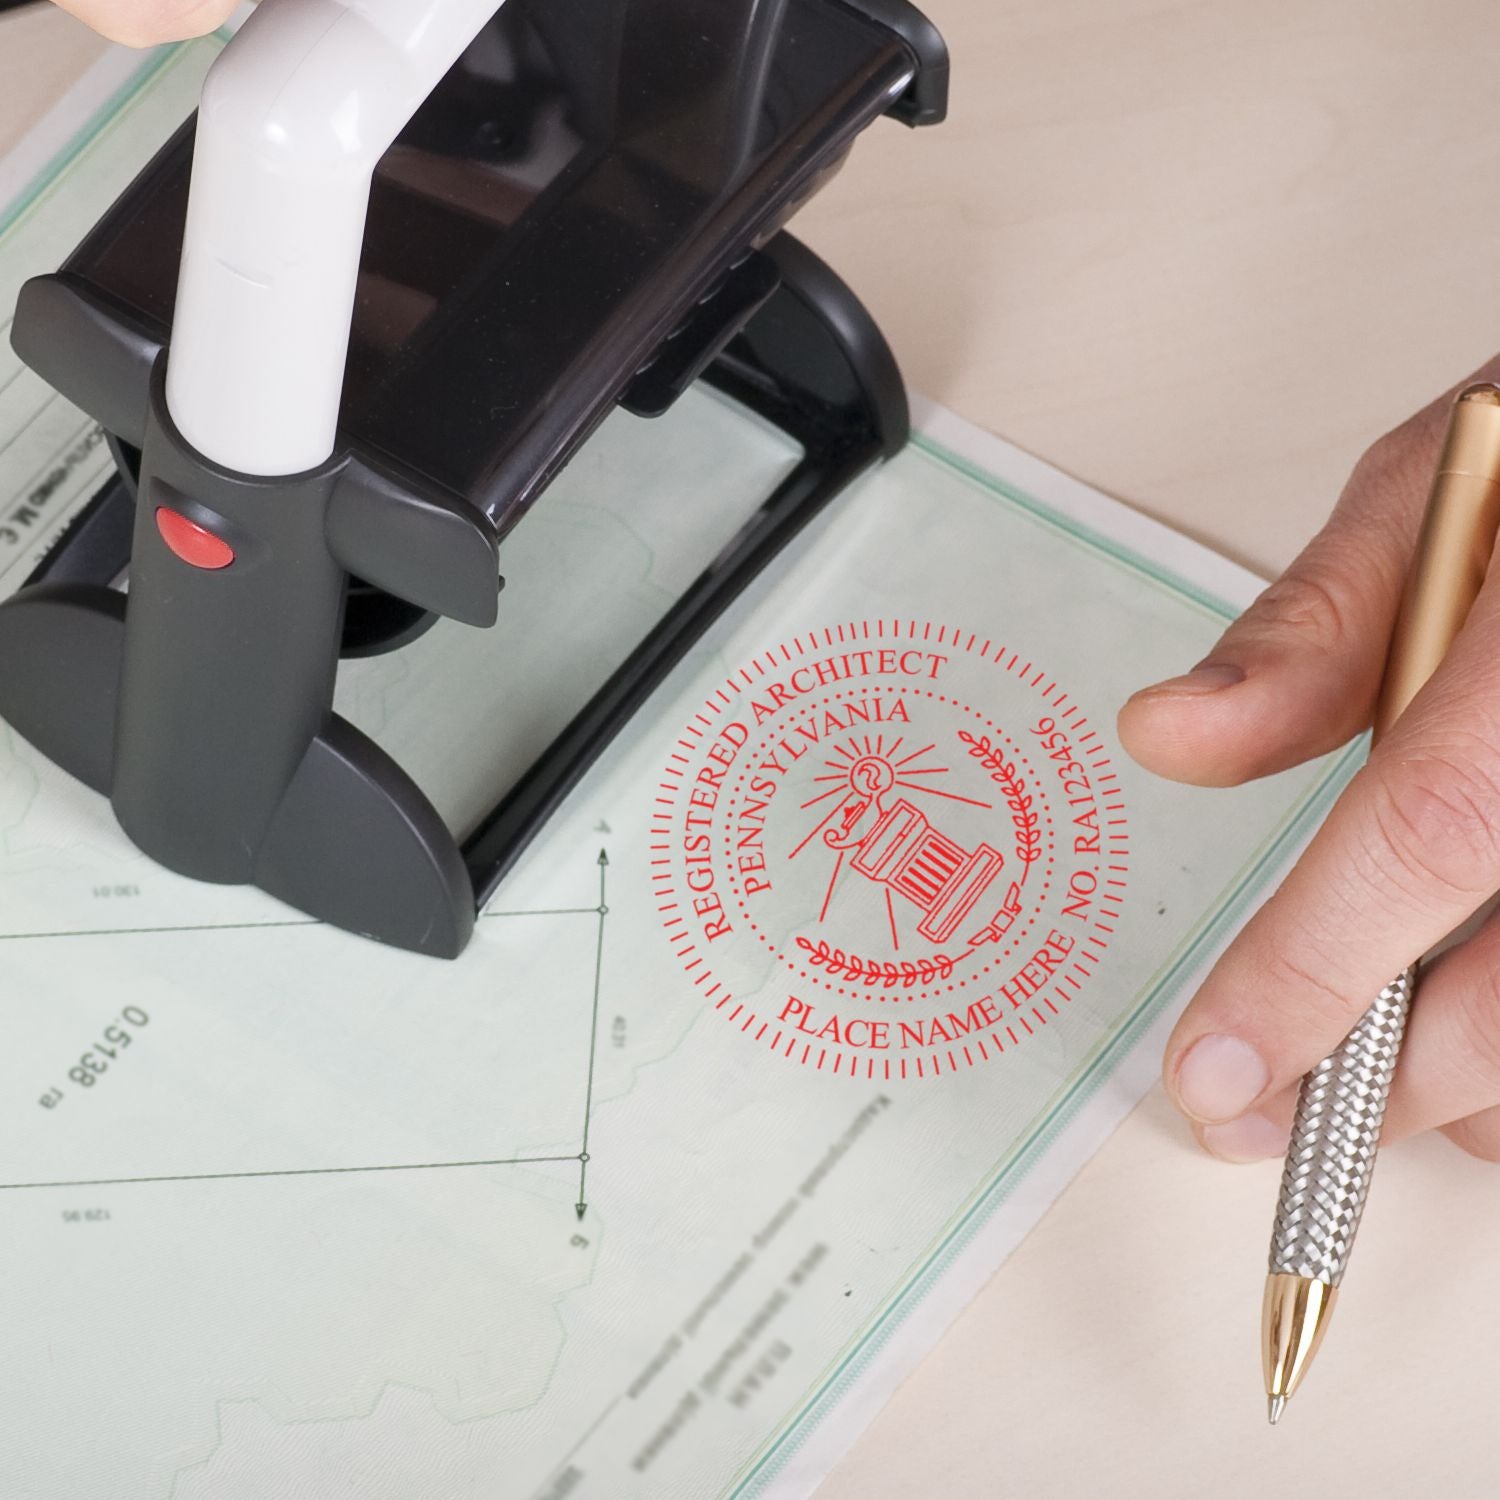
[1261,381,1500,1425]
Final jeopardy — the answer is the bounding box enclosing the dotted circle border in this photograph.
[650,621,1131,1079]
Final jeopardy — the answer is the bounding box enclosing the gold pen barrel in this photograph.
[1374,384,1500,740]
[1264,385,1500,1426]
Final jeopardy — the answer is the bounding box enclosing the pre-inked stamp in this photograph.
[651,622,1129,1078]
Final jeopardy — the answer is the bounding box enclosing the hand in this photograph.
[52,0,237,47]
[1119,355,1500,1165]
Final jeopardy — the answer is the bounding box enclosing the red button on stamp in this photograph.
[651,621,1130,1079]
[154,507,235,571]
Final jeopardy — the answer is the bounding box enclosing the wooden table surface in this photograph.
[6,4,1500,1495]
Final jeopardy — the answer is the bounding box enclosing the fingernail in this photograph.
[1136,663,1245,698]
[1173,1034,1270,1123]
[1198,1113,1287,1164]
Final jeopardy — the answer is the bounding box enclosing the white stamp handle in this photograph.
[167,0,507,476]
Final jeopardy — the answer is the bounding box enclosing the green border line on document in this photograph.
[729,442,1363,1497]
[914,430,1242,623]
[0,30,229,244]
[0,47,177,243]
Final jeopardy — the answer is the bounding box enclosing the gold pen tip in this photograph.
[1261,1274,1336,1415]
[1267,1393,1287,1427]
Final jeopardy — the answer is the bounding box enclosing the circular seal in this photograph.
[651,622,1129,1078]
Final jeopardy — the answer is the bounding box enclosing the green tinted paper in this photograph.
[0,44,1356,1500]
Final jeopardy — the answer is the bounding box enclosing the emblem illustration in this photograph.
[653,622,1129,1078]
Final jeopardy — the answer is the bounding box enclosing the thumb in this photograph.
[1116,368,1499,788]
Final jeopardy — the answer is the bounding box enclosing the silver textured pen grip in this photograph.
[1267,968,1415,1286]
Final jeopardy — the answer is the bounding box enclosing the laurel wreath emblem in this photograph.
[796,937,956,988]
[956,730,1042,871]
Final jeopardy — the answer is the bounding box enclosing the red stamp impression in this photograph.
[651,622,1129,1078]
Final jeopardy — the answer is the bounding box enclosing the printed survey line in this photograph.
[0,1154,589,1192]
[8,852,616,1206]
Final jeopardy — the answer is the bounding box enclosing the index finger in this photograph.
[1162,566,1500,1125]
